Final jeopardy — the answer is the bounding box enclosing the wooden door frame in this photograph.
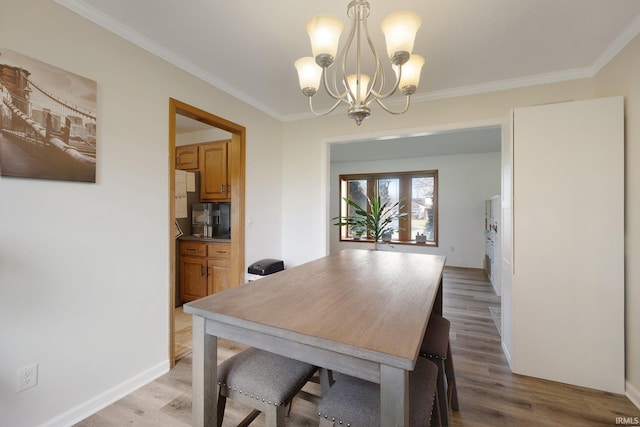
[169,98,246,367]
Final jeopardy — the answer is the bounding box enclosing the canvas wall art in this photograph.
[0,48,97,183]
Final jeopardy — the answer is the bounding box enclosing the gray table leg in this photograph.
[380,364,409,427]
[192,315,218,427]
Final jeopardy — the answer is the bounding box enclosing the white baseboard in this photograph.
[501,339,513,370]
[42,360,170,427]
[627,380,640,410]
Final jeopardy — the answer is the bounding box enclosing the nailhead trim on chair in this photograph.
[318,414,350,426]
[218,382,282,406]
[219,369,315,407]
[421,352,445,360]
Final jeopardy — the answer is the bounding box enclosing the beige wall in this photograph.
[0,0,283,425]
[281,78,596,266]
[595,33,640,406]
[0,0,637,425]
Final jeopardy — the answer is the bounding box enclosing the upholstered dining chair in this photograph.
[316,357,441,427]
[420,314,458,426]
[216,347,317,427]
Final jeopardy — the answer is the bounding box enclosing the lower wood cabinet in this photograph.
[179,240,231,302]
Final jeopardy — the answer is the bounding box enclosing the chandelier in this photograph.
[295,0,424,125]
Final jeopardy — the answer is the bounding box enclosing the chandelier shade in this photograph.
[381,11,422,65]
[307,15,344,63]
[395,54,425,95]
[294,0,425,125]
[347,73,370,104]
[294,57,322,96]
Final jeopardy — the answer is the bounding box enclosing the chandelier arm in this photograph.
[297,1,421,125]
[340,6,359,104]
[362,9,383,104]
[321,67,347,100]
[370,63,403,100]
[308,96,344,117]
[374,94,411,115]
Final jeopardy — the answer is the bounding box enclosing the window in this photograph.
[337,171,438,246]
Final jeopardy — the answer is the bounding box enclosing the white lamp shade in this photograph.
[295,57,322,93]
[307,14,344,59]
[396,54,425,90]
[381,11,422,60]
[346,74,370,103]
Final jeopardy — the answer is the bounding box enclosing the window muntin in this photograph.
[338,171,438,246]
[410,176,435,241]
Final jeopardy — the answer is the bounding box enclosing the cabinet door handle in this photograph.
[200,265,205,277]
[220,184,224,193]
[187,248,197,252]
[216,250,227,254]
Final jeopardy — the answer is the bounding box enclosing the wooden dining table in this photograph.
[184,249,446,427]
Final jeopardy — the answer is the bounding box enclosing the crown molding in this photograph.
[56,0,640,124]
[590,12,640,74]
[54,0,286,122]
[281,67,594,122]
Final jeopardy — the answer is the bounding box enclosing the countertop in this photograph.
[179,235,230,243]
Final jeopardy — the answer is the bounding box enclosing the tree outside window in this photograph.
[338,171,438,246]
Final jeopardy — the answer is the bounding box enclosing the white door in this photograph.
[510,97,624,393]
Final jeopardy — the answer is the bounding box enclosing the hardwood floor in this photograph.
[75,267,640,426]
[174,306,192,361]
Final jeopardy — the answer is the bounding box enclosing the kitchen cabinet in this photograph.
[200,140,230,202]
[175,145,199,170]
[179,240,231,302]
[502,96,624,393]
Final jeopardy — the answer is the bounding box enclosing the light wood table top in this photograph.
[185,249,446,426]
[187,249,445,370]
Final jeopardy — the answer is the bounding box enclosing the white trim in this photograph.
[54,0,640,124]
[55,0,640,122]
[412,68,593,103]
[502,340,513,369]
[42,360,169,427]
[627,380,640,410]
[53,0,286,122]
[282,68,594,123]
[591,13,640,74]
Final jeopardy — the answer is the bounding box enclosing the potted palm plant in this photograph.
[333,191,406,250]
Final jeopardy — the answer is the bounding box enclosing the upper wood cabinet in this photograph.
[175,140,231,201]
[200,140,230,202]
[175,145,199,170]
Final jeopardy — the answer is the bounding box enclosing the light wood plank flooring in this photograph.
[75,267,640,426]
[174,306,193,361]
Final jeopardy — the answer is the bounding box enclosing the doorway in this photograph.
[168,98,246,367]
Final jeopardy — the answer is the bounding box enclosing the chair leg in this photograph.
[435,359,449,426]
[265,405,286,427]
[445,343,459,411]
[319,368,334,394]
[431,387,442,427]
[216,393,226,427]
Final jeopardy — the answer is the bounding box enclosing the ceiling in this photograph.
[56,0,640,123]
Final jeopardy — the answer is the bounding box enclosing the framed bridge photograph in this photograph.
[0,48,97,183]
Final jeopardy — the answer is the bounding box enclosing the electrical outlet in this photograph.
[16,363,38,392]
